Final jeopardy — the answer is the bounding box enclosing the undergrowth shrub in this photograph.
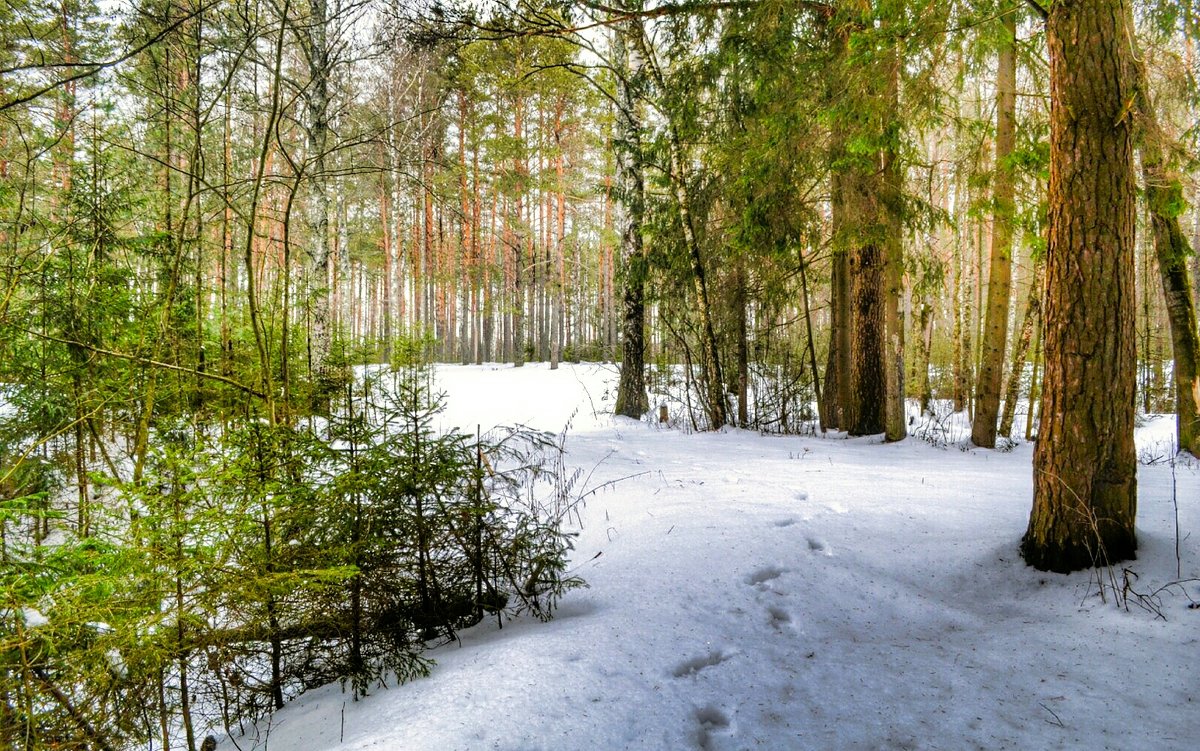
[0,337,584,749]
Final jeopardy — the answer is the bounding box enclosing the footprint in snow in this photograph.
[807,536,833,556]
[745,566,786,587]
[694,706,732,751]
[793,490,809,501]
[672,650,731,678]
[767,606,793,630]
[773,518,798,528]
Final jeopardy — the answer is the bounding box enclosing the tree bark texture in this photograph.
[613,19,649,419]
[849,231,886,436]
[1024,0,1138,573]
[823,197,851,431]
[831,8,891,437]
[971,7,1018,448]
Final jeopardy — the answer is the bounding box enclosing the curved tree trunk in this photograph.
[1129,50,1200,457]
[1023,0,1138,573]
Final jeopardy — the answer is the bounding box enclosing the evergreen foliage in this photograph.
[0,337,582,748]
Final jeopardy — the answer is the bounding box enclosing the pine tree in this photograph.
[1023,0,1138,573]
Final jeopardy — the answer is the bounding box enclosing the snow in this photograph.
[230,363,1199,751]
[5,602,50,623]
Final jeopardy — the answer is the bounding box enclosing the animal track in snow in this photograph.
[672,650,731,678]
[773,518,798,528]
[694,705,731,751]
[806,536,833,556]
[745,566,786,587]
[767,606,792,629]
[793,490,809,501]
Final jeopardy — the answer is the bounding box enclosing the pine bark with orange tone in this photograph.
[1024,0,1138,573]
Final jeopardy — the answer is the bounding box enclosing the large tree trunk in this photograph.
[1130,51,1200,457]
[612,20,649,419]
[832,7,892,438]
[1023,0,1138,573]
[848,230,886,436]
[971,7,1018,448]
[821,20,853,433]
[823,221,851,431]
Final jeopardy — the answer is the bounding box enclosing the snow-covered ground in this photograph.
[239,363,1199,751]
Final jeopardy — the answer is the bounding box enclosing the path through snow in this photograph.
[239,363,1198,751]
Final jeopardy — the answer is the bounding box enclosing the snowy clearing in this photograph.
[236,363,1198,751]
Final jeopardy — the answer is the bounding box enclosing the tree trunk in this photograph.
[999,259,1043,439]
[734,257,749,427]
[824,242,852,431]
[305,0,333,381]
[551,98,567,370]
[799,245,824,432]
[915,299,933,415]
[831,8,890,437]
[628,20,725,429]
[1024,0,1138,573]
[849,232,886,436]
[881,43,906,443]
[1130,50,1200,457]
[380,164,393,362]
[971,7,1018,448]
[1025,316,1042,442]
[512,93,526,368]
[613,21,649,418]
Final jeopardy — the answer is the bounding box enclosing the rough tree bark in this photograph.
[1023,0,1138,573]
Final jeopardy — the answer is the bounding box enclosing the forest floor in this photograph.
[239,363,1199,751]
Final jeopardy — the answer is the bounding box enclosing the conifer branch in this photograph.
[0,1,223,112]
[18,329,266,400]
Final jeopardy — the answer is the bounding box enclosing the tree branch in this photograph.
[0,1,222,112]
[17,329,266,400]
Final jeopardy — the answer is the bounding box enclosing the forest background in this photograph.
[1,1,1198,749]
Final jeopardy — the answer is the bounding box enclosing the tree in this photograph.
[1022,0,1138,573]
[612,8,650,419]
[971,3,1019,449]
[828,2,906,439]
[1128,25,1200,458]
